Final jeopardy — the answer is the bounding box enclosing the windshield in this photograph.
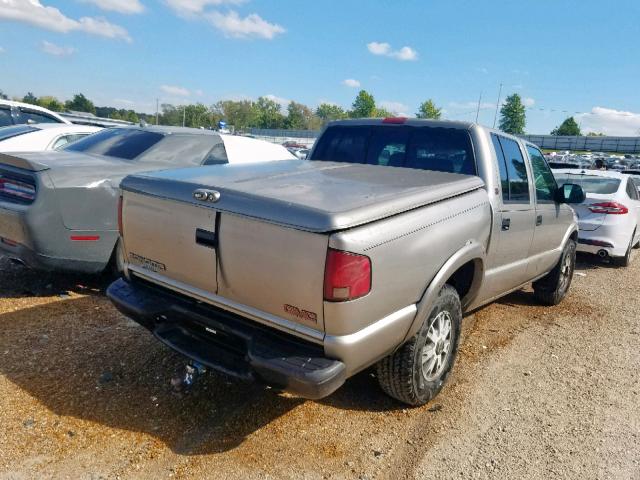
[0,125,38,142]
[554,173,621,194]
[63,128,164,160]
[309,126,476,175]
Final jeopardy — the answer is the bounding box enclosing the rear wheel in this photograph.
[376,285,461,406]
[533,239,576,306]
[612,231,634,267]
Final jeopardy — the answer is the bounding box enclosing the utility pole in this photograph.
[475,91,483,123]
[155,98,159,125]
[493,83,503,129]
[182,106,186,127]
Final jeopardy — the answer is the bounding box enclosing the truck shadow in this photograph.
[0,257,111,298]
[0,295,399,456]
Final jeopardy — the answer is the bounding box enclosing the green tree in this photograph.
[285,101,315,129]
[110,111,123,120]
[0,90,8,100]
[255,97,285,129]
[587,131,606,137]
[315,103,347,124]
[498,94,526,135]
[65,93,96,114]
[213,100,257,130]
[551,117,582,136]
[373,106,392,118]
[416,99,442,119]
[183,103,210,128]
[159,104,182,126]
[350,90,376,118]
[38,96,64,112]
[22,92,38,105]
[125,110,139,123]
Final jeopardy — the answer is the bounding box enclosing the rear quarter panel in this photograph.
[325,188,491,336]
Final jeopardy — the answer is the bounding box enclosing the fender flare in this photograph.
[561,223,579,249]
[401,241,486,344]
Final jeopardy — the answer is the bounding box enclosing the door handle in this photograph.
[536,215,543,226]
[195,228,217,249]
[501,218,511,231]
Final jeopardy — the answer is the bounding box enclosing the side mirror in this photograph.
[554,183,585,204]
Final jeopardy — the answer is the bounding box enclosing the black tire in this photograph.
[611,232,634,267]
[533,239,576,306]
[376,285,461,406]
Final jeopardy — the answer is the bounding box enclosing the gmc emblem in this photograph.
[283,304,318,323]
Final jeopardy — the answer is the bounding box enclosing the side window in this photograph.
[499,137,530,203]
[0,107,12,127]
[202,141,228,165]
[491,134,510,201]
[527,145,557,203]
[52,136,71,150]
[18,108,59,124]
[626,179,638,200]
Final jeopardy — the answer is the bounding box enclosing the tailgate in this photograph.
[122,192,219,294]
[121,190,328,334]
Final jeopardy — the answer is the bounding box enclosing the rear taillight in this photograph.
[0,175,36,203]
[117,195,123,235]
[588,202,628,215]
[323,248,371,302]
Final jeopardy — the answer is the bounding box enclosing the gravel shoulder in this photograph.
[0,254,638,479]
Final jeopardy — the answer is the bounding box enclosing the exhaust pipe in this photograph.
[597,249,608,258]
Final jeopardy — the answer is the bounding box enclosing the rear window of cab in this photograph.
[310,125,476,175]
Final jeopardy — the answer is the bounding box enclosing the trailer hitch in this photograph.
[171,361,206,393]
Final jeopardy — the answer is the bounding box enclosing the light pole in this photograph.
[493,83,503,129]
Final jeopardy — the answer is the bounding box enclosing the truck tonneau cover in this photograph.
[122,160,485,233]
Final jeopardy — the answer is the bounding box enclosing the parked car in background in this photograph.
[0,126,296,274]
[0,124,101,152]
[0,99,70,126]
[109,118,584,406]
[288,147,310,160]
[554,169,640,266]
[59,111,135,128]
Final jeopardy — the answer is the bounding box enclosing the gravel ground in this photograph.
[0,253,638,480]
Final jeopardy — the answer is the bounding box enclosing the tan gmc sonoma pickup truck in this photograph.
[107,119,586,406]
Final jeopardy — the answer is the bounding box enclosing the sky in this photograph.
[1,0,640,135]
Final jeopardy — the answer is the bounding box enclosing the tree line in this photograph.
[0,88,601,136]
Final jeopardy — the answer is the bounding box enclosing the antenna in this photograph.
[493,83,503,129]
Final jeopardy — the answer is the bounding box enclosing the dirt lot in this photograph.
[0,254,638,480]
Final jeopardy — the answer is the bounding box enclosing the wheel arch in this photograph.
[401,241,486,343]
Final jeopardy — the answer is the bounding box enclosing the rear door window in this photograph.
[64,128,164,160]
[491,134,510,201]
[497,136,530,203]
